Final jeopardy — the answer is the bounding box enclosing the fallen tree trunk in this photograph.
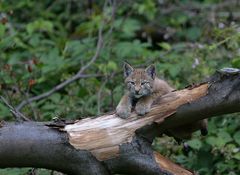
[0,70,240,175]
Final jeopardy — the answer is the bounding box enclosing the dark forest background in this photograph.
[0,0,239,174]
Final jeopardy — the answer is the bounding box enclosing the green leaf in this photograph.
[208,44,217,51]
[206,136,225,147]
[49,93,61,103]
[232,57,240,68]
[14,37,29,49]
[0,168,29,175]
[158,42,171,51]
[206,131,232,148]
[0,24,6,38]
[217,131,232,143]
[41,103,57,110]
[27,19,53,34]
[0,103,10,118]
[233,131,240,145]
[107,61,117,71]
[185,27,202,41]
[0,35,15,50]
[169,65,181,78]
[114,40,150,59]
[233,153,240,160]
[40,48,66,74]
[78,87,88,97]
[121,19,141,38]
[187,139,202,150]
[134,0,157,20]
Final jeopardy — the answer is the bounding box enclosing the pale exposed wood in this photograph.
[0,71,240,175]
[154,152,193,175]
[64,84,208,160]
[91,146,119,161]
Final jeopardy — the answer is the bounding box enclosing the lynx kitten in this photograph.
[116,62,208,141]
[116,62,173,119]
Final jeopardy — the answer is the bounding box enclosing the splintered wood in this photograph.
[154,152,193,175]
[64,83,208,161]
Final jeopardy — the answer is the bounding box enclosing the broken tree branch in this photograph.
[1,70,240,175]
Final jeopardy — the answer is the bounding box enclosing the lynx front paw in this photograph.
[135,103,151,116]
[116,106,131,119]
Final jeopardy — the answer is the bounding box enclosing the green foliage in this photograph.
[0,0,240,174]
[0,168,60,175]
[155,115,240,175]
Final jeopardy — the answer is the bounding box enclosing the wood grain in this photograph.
[65,84,208,160]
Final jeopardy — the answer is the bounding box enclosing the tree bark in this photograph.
[0,70,240,175]
[0,122,109,175]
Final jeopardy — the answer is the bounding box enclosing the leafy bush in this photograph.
[0,0,239,174]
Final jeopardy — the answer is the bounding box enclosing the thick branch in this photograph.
[157,70,240,132]
[0,122,191,175]
[65,70,240,160]
[0,122,109,175]
[0,70,240,175]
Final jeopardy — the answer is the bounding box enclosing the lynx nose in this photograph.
[135,88,140,94]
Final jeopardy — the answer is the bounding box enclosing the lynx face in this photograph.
[124,63,155,99]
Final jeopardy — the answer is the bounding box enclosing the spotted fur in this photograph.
[116,62,173,118]
[116,62,208,142]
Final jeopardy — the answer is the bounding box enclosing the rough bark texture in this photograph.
[65,84,208,161]
[0,122,109,175]
[0,70,239,175]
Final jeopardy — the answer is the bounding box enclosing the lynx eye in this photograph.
[128,81,135,85]
[141,81,149,85]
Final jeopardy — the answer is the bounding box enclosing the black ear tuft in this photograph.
[145,64,156,79]
[123,62,134,77]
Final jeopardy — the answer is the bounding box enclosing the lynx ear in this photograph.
[145,64,156,79]
[123,62,134,77]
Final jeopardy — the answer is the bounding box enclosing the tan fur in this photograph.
[116,63,173,118]
[116,63,208,141]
